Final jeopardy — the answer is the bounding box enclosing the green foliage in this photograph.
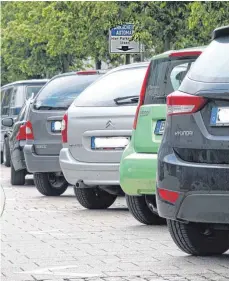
[1,1,229,86]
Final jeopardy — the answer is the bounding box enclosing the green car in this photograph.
[120,47,204,225]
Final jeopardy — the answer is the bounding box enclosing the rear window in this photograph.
[34,75,99,110]
[144,58,196,104]
[26,85,44,99]
[74,66,147,107]
[188,36,229,83]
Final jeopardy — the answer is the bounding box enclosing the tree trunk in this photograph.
[95,59,101,70]
[62,55,70,73]
[164,35,171,51]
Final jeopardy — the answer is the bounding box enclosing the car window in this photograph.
[74,67,148,107]
[144,58,195,105]
[1,90,5,103]
[34,75,100,110]
[10,87,18,108]
[188,36,229,83]
[1,87,13,115]
[9,86,25,116]
[26,85,44,99]
[16,103,26,121]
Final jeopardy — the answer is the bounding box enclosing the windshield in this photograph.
[34,74,100,110]
[188,36,229,83]
[144,58,195,105]
[74,66,148,107]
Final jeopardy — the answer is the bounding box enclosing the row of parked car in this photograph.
[1,25,229,256]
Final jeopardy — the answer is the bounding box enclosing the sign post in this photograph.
[109,24,141,64]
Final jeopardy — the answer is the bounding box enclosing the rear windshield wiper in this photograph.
[114,95,139,105]
[34,105,68,110]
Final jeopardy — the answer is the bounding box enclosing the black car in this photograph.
[1,99,33,185]
[156,25,229,256]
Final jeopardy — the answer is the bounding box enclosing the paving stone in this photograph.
[1,165,229,281]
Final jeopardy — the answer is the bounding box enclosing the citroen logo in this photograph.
[106,120,115,129]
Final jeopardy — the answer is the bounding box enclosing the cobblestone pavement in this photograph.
[1,165,229,281]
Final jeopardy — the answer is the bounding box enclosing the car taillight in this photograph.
[158,188,180,204]
[167,91,207,116]
[25,121,34,140]
[61,113,68,143]
[16,124,26,141]
[133,64,151,129]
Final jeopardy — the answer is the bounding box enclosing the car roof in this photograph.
[212,25,229,40]
[1,79,48,89]
[102,62,150,76]
[50,70,106,81]
[152,46,206,60]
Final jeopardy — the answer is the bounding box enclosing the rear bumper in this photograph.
[24,144,61,173]
[120,145,157,195]
[59,148,120,186]
[157,191,229,224]
[157,152,229,224]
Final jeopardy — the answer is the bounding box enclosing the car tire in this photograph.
[3,137,11,167]
[126,195,165,225]
[167,219,229,256]
[74,187,117,209]
[1,151,3,164]
[11,165,25,186]
[34,172,68,196]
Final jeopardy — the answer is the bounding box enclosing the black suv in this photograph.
[157,26,229,256]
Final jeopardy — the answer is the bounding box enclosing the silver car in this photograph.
[59,62,149,209]
[24,71,103,196]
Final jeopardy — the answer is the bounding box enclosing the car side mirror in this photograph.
[2,117,14,127]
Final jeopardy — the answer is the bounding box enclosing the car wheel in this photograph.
[167,219,229,256]
[1,151,3,164]
[74,187,117,209]
[126,195,165,225]
[3,137,11,167]
[34,172,68,196]
[11,165,25,186]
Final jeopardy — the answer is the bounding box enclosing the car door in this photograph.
[1,87,13,141]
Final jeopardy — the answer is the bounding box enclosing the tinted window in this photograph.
[1,90,5,102]
[34,75,100,110]
[144,58,194,105]
[189,36,229,83]
[1,88,13,115]
[17,103,26,121]
[74,67,147,107]
[26,85,44,99]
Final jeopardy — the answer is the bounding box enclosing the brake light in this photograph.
[169,51,202,57]
[167,91,206,116]
[77,70,97,75]
[25,121,34,140]
[133,64,151,129]
[16,124,26,141]
[61,113,68,143]
[158,188,179,204]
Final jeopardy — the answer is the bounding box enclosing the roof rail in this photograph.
[212,25,229,40]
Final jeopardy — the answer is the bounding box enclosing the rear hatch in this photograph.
[66,65,148,163]
[28,73,101,156]
[169,37,229,164]
[134,52,202,153]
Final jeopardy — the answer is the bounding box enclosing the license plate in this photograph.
[91,137,130,150]
[154,120,165,135]
[51,121,62,132]
[210,107,229,126]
